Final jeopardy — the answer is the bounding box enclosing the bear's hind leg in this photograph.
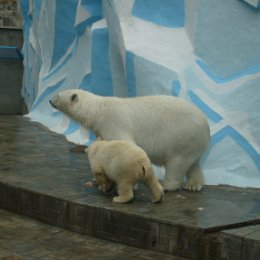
[161,157,191,191]
[113,181,134,203]
[184,160,204,192]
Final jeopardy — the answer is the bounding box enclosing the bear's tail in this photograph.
[142,164,164,203]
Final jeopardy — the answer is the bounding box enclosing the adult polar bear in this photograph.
[49,89,210,191]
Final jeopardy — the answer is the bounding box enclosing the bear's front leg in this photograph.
[113,181,134,203]
[144,173,164,203]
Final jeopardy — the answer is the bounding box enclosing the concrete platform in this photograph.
[0,116,259,260]
[218,225,260,260]
[0,208,185,260]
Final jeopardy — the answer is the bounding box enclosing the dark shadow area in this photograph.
[0,28,27,115]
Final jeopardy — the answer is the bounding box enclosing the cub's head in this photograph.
[86,139,107,163]
[95,172,114,194]
[49,89,82,118]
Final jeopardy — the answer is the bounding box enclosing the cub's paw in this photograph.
[113,196,133,204]
[152,191,164,203]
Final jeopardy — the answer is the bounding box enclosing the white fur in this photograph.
[86,140,164,203]
[50,89,210,191]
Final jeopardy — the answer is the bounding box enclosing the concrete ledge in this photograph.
[219,225,260,260]
[0,208,188,260]
[0,116,259,260]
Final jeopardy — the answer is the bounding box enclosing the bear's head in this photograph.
[95,171,114,194]
[49,89,83,120]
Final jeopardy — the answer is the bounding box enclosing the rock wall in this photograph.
[20,0,260,188]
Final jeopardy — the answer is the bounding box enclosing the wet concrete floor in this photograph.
[0,116,259,260]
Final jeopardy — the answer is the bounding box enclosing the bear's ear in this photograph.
[70,93,78,102]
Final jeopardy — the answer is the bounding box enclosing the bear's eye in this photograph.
[70,93,78,102]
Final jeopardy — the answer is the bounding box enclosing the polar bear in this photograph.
[86,139,164,203]
[49,89,210,191]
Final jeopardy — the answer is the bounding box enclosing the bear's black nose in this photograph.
[49,100,57,109]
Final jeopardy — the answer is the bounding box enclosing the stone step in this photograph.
[0,208,187,260]
[0,116,259,260]
[219,225,260,260]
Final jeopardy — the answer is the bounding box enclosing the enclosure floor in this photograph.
[0,116,259,259]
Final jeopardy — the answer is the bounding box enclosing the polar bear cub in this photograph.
[50,89,210,192]
[86,139,164,203]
